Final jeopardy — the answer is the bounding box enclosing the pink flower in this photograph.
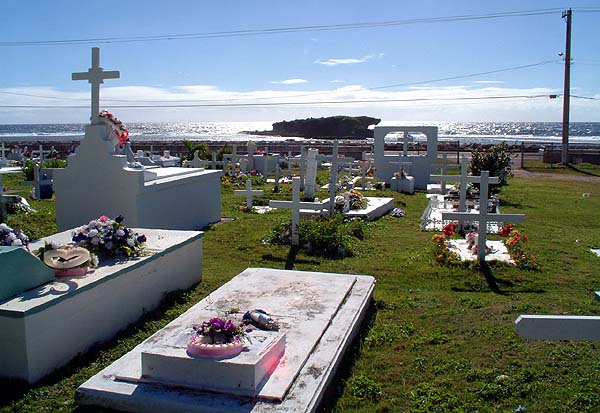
[99,215,109,223]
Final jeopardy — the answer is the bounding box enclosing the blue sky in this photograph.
[1,0,599,124]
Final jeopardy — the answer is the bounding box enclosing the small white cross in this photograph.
[0,143,8,160]
[72,47,120,125]
[429,154,451,194]
[389,154,412,176]
[234,179,264,209]
[269,177,326,246]
[442,170,525,262]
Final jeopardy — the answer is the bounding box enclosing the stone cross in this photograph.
[269,177,326,246]
[401,132,412,156]
[37,144,45,164]
[358,159,372,189]
[31,163,53,199]
[1,142,8,160]
[389,154,412,176]
[247,141,257,171]
[211,152,225,169]
[234,179,264,209]
[442,171,525,262]
[298,145,306,191]
[429,154,450,194]
[72,47,120,125]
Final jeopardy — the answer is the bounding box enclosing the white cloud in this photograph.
[269,78,308,85]
[330,80,345,84]
[472,80,505,84]
[1,84,598,123]
[315,53,384,66]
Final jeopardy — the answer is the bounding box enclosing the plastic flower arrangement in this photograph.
[334,189,368,212]
[192,317,250,345]
[501,224,536,270]
[71,215,146,257]
[99,110,129,148]
[0,223,29,248]
[432,223,459,265]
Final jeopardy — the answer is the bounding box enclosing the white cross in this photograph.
[0,174,5,223]
[269,177,326,246]
[389,154,412,176]
[358,159,372,189]
[211,151,225,169]
[234,179,264,209]
[72,47,120,124]
[429,154,450,194]
[401,132,412,156]
[442,171,525,262]
[30,163,53,199]
[298,145,306,191]
[0,143,8,160]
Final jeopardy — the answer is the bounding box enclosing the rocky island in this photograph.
[246,115,381,139]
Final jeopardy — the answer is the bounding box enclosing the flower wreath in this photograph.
[99,110,129,148]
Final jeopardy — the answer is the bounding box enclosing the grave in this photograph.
[442,171,525,263]
[234,179,264,210]
[0,228,204,383]
[373,125,438,189]
[54,47,222,231]
[389,155,414,194]
[343,197,395,221]
[303,148,319,200]
[76,267,375,413]
[421,157,501,232]
[515,315,600,341]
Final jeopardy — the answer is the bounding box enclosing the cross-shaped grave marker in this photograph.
[234,179,264,209]
[442,170,525,262]
[358,159,373,189]
[318,141,355,214]
[72,47,120,124]
[269,177,327,246]
[401,132,412,156]
[0,143,8,160]
[389,154,413,176]
[429,153,451,194]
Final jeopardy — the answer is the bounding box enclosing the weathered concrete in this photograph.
[76,267,375,412]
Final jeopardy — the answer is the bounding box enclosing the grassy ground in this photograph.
[1,166,600,412]
[522,160,600,177]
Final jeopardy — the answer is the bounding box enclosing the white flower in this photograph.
[116,229,125,237]
[91,237,100,245]
[88,229,98,237]
[11,239,22,246]
[0,223,10,230]
[127,238,135,246]
[91,256,99,267]
[7,233,16,241]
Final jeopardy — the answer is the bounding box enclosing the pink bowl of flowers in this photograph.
[186,317,250,359]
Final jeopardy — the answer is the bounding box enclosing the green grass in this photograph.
[522,160,600,176]
[1,170,600,412]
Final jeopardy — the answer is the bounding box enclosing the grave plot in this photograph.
[76,267,375,413]
[0,227,203,384]
[54,47,222,231]
[420,158,502,232]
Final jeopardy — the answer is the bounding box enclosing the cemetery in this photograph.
[1,49,600,413]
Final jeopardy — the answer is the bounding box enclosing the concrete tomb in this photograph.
[374,125,438,190]
[54,47,222,231]
[0,228,204,383]
[77,267,375,413]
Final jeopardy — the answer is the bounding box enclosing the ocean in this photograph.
[0,121,599,145]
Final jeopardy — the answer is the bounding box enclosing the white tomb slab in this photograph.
[515,315,600,341]
[76,267,375,413]
[0,228,203,384]
[447,239,513,264]
[344,197,395,221]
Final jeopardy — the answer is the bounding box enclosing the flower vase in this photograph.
[186,334,244,359]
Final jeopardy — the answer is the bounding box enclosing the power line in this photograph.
[0,94,552,109]
[0,8,569,47]
[0,60,560,104]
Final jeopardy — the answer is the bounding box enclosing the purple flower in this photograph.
[115,215,124,223]
[137,234,147,243]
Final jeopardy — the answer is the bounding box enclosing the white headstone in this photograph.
[515,315,600,341]
[304,148,318,200]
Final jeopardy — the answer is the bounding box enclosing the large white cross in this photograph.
[401,132,412,156]
[318,141,355,214]
[234,179,264,209]
[72,47,120,125]
[269,177,326,246]
[429,154,451,194]
[442,171,525,262]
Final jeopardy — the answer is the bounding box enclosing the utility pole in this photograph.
[561,8,572,165]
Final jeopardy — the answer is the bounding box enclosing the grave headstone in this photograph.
[304,148,318,200]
